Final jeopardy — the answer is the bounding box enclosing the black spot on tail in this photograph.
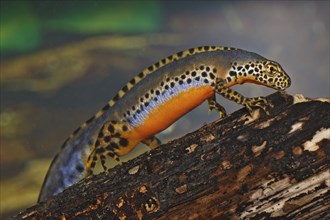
[130,78,136,85]
[86,116,95,124]
[102,104,110,111]
[138,72,144,78]
[113,94,119,102]
[73,127,81,135]
[122,85,128,92]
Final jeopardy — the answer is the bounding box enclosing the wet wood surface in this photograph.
[14,92,330,219]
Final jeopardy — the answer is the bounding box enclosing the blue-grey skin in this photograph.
[38,47,290,202]
[38,114,111,202]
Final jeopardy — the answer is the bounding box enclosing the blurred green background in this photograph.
[0,0,329,218]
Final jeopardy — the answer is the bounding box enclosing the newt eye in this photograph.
[265,63,279,76]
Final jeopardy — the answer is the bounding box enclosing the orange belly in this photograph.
[126,85,215,143]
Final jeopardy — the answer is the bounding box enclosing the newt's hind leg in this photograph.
[86,121,131,174]
[142,136,161,149]
[207,94,227,119]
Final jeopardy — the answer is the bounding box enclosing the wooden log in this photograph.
[14,92,330,220]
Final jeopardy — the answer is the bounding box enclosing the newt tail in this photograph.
[38,46,291,202]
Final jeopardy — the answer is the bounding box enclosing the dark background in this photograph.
[1,1,329,218]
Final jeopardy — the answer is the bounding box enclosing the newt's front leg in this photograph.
[215,79,270,115]
[207,94,227,119]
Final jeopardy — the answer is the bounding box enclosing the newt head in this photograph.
[225,55,291,91]
[259,60,291,90]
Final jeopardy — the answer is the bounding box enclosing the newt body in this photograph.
[39,46,291,202]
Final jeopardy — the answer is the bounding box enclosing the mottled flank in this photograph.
[70,46,237,141]
[123,66,216,127]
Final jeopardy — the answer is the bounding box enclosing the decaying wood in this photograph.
[14,92,330,219]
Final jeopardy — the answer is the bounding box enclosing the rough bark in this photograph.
[13,92,330,220]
